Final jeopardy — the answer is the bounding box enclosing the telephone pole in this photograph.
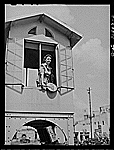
[87,87,93,139]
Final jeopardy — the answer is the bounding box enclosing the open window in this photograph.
[24,38,57,87]
[41,43,57,85]
[24,37,74,96]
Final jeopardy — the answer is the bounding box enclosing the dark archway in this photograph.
[23,119,68,145]
[11,119,68,145]
[24,120,56,144]
[24,119,56,129]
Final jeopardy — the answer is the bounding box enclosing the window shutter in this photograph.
[5,39,23,93]
[58,46,74,95]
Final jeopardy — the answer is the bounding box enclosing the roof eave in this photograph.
[5,13,83,48]
[42,13,83,48]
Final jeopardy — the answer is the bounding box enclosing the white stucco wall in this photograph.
[5,19,75,113]
[10,20,70,46]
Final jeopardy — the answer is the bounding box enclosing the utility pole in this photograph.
[87,87,93,139]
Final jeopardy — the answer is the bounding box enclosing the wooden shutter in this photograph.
[59,46,74,95]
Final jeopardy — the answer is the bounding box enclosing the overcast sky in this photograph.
[5,4,110,119]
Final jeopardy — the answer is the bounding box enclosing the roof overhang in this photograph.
[25,34,58,45]
[5,13,83,48]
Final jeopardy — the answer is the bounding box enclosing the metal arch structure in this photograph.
[5,111,75,145]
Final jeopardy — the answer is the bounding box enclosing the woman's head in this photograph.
[43,54,52,65]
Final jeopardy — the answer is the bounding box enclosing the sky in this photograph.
[5,4,110,120]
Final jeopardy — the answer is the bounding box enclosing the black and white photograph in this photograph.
[5,4,110,146]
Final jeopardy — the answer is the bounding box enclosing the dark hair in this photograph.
[22,134,26,137]
[43,54,52,62]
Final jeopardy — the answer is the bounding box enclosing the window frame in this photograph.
[24,39,57,87]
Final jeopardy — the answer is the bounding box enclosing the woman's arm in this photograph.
[39,65,45,85]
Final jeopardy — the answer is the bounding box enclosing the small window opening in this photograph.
[28,26,37,35]
[45,28,54,38]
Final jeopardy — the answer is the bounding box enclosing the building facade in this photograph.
[5,13,82,145]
